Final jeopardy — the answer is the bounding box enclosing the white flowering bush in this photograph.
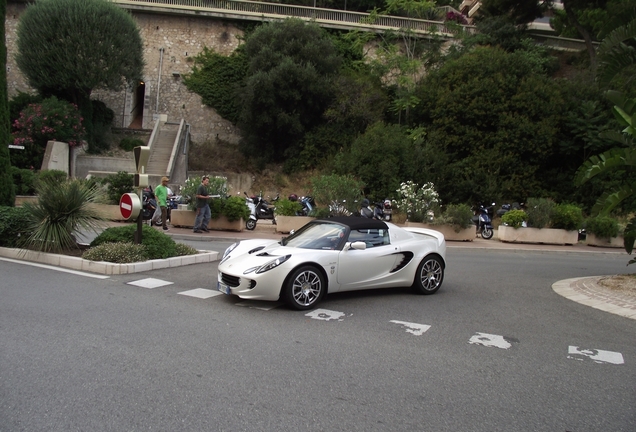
[394,181,440,223]
[182,175,228,210]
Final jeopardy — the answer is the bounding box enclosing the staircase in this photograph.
[146,118,188,187]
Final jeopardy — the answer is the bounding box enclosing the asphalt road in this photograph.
[1,246,634,431]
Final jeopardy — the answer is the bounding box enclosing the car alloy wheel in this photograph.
[283,266,325,310]
[413,255,444,294]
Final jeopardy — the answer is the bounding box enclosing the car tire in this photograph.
[413,255,444,295]
[246,219,256,230]
[283,266,326,310]
[481,227,493,239]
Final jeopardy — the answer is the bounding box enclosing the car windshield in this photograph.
[283,222,346,250]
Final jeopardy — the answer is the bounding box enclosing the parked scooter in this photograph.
[381,199,393,221]
[244,192,278,230]
[142,187,158,224]
[472,202,495,239]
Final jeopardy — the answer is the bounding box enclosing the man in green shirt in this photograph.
[154,176,170,231]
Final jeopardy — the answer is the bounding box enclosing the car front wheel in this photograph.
[283,266,325,310]
[413,255,444,295]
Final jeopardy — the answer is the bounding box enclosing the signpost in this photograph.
[132,146,150,244]
[119,193,141,221]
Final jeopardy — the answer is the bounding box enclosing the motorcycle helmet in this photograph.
[288,194,298,202]
[361,199,370,208]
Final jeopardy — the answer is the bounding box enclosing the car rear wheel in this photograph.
[413,255,444,295]
[283,266,325,310]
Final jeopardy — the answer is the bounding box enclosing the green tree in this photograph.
[15,0,144,149]
[413,46,566,204]
[237,19,341,164]
[0,0,15,207]
[183,47,248,124]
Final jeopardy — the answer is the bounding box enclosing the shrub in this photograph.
[182,175,228,210]
[10,167,36,195]
[222,195,250,222]
[550,203,583,231]
[394,181,440,223]
[0,206,32,247]
[525,198,555,229]
[310,174,365,216]
[436,203,473,230]
[585,215,620,238]
[36,169,68,186]
[102,171,134,204]
[90,224,177,259]
[274,198,303,216]
[209,197,223,220]
[82,242,147,263]
[22,178,106,253]
[501,209,527,228]
[174,242,198,256]
[119,137,144,152]
[11,97,85,169]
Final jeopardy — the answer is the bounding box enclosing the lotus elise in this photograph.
[217,217,446,310]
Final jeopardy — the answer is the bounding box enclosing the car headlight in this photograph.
[254,255,291,274]
[220,242,239,263]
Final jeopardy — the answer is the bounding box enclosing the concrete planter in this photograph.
[586,233,624,248]
[170,209,244,231]
[498,225,578,245]
[404,222,475,241]
[275,216,315,233]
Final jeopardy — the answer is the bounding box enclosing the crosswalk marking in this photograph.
[127,278,174,289]
[178,288,222,299]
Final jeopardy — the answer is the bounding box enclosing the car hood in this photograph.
[221,239,310,268]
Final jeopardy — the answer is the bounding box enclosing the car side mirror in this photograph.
[347,241,366,250]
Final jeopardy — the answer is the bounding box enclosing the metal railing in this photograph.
[113,0,477,37]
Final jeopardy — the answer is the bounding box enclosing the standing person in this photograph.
[193,175,211,233]
[154,177,170,231]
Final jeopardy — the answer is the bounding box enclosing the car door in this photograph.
[335,228,401,291]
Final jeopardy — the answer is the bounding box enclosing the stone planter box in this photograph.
[170,209,244,231]
[14,195,38,206]
[586,233,624,248]
[275,216,315,233]
[404,222,475,241]
[498,225,578,245]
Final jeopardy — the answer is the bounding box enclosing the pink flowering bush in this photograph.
[11,96,85,169]
[445,11,468,25]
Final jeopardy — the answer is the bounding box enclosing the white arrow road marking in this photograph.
[305,309,345,321]
[567,346,624,365]
[468,332,512,349]
[390,320,431,336]
[127,278,173,289]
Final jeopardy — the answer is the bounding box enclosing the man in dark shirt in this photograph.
[193,176,211,233]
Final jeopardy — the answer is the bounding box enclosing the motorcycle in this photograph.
[299,196,316,216]
[381,199,393,221]
[472,202,495,239]
[142,187,158,224]
[244,192,278,231]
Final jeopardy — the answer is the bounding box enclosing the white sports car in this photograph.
[217,217,446,310]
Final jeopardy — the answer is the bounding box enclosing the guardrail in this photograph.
[113,0,476,37]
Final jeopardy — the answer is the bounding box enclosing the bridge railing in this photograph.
[114,0,477,37]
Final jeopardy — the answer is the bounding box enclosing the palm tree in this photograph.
[22,177,106,254]
[574,16,636,262]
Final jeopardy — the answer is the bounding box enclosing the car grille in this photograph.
[221,272,241,287]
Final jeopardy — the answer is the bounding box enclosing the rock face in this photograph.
[5,3,243,145]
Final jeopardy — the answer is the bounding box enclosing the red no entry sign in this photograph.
[120,193,141,220]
